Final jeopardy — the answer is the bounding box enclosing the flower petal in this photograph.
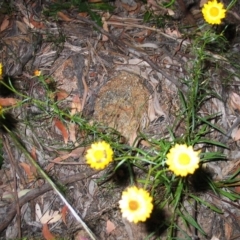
[119,186,153,223]
[85,141,113,170]
[166,144,200,177]
[202,0,226,25]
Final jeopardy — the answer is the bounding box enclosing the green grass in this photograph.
[1,1,240,239]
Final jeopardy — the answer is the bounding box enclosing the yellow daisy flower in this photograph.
[0,63,3,78]
[34,70,41,76]
[119,186,153,223]
[202,0,226,25]
[166,144,200,177]
[85,141,113,170]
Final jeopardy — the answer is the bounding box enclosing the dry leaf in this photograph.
[0,98,18,106]
[2,189,31,200]
[153,91,166,117]
[167,9,175,16]
[36,203,42,222]
[200,0,208,7]
[0,16,10,32]
[140,139,151,147]
[46,153,71,171]
[106,220,116,234]
[41,210,62,224]
[162,56,173,69]
[210,236,220,240]
[231,126,240,141]
[74,230,90,240]
[30,147,37,160]
[128,58,149,66]
[121,2,138,12]
[42,223,56,240]
[56,89,69,101]
[88,179,97,196]
[148,92,166,122]
[224,222,232,240]
[229,92,240,112]
[36,203,62,224]
[30,148,38,176]
[16,20,28,34]
[101,17,109,41]
[19,162,36,181]
[70,147,85,158]
[235,185,240,194]
[148,96,157,122]
[29,14,45,29]
[46,147,85,171]
[147,0,161,9]
[69,123,76,143]
[53,118,69,144]
[61,205,69,225]
[78,12,88,17]
[23,17,34,28]
[71,95,82,115]
[57,11,72,21]
[165,27,182,38]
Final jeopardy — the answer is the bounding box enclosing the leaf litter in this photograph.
[0,0,240,239]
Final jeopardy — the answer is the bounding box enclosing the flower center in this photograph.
[94,150,105,162]
[178,153,191,165]
[129,200,139,211]
[210,7,219,17]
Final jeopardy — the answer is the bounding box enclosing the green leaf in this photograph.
[198,138,227,148]
[162,0,176,8]
[189,194,223,213]
[77,2,89,12]
[201,151,227,162]
[143,11,152,22]
[173,179,183,209]
[89,2,114,11]
[177,209,206,236]
[218,189,240,201]
[226,0,237,11]
[197,116,226,134]
[178,90,187,111]
[229,168,240,180]
[88,9,102,26]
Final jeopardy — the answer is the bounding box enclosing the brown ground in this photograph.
[0,0,240,239]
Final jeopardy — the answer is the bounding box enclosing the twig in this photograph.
[2,134,27,186]
[0,173,96,233]
[5,130,97,240]
[2,135,22,238]
[48,160,87,165]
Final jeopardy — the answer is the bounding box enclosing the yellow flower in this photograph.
[202,0,226,25]
[0,63,3,77]
[166,144,200,177]
[119,186,153,223]
[85,141,113,170]
[34,70,41,76]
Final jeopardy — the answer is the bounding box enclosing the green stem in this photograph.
[7,129,97,240]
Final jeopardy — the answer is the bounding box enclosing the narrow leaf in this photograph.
[53,118,69,144]
[0,97,18,106]
[42,223,56,240]
[178,210,206,235]
[189,194,222,213]
[61,205,68,225]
